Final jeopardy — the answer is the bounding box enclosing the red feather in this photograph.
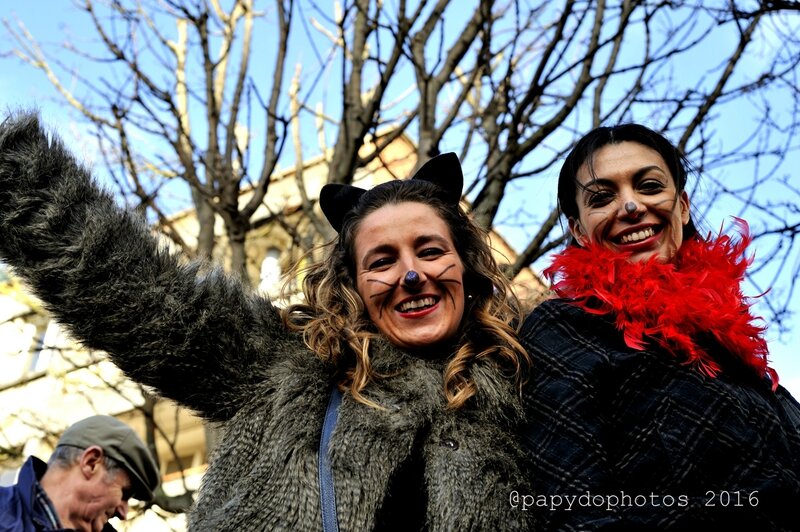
[543,219,777,390]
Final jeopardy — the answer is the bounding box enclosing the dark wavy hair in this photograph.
[558,123,699,245]
[282,179,529,409]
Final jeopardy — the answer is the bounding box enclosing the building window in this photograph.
[258,248,282,297]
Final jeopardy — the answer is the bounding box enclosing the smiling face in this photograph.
[569,141,691,263]
[353,201,465,351]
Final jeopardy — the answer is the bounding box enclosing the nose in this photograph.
[399,259,427,290]
[618,193,644,219]
[403,270,421,286]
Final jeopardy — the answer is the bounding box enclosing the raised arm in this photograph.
[0,112,298,422]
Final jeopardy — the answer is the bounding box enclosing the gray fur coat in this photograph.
[0,114,534,531]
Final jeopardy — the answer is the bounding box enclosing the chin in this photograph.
[398,333,454,352]
[629,251,663,263]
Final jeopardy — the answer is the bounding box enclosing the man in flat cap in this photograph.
[0,415,160,532]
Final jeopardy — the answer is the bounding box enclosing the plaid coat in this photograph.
[521,299,800,531]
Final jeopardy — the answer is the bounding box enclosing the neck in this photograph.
[39,466,84,530]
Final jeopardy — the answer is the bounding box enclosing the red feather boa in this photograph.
[543,218,777,389]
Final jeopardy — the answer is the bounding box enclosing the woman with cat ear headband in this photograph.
[0,113,534,531]
[521,123,800,530]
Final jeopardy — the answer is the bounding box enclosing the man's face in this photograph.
[67,450,133,532]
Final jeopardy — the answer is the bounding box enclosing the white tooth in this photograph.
[622,227,655,244]
[400,297,435,312]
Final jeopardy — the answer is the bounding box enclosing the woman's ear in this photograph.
[679,190,690,225]
[568,217,587,246]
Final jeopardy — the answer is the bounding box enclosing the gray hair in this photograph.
[49,444,126,482]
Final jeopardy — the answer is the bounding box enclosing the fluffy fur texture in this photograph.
[543,220,777,388]
[0,113,533,530]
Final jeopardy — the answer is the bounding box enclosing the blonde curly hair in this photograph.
[282,179,529,409]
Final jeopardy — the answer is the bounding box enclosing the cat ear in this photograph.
[319,183,367,233]
[411,152,463,205]
[319,152,464,233]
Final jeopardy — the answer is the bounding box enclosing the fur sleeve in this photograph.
[0,112,297,422]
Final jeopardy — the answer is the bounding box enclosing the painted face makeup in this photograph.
[354,202,466,351]
[569,141,691,263]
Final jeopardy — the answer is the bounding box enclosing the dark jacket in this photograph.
[0,116,534,530]
[0,457,61,532]
[521,299,800,531]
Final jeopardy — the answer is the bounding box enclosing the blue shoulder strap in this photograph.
[319,386,342,532]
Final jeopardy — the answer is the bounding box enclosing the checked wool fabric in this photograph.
[522,300,800,531]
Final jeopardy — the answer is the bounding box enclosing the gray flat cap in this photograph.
[57,415,160,501]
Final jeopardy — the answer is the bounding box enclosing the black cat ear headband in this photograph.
[319,152,464,233]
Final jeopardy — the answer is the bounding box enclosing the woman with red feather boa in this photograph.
[522,124,800,530]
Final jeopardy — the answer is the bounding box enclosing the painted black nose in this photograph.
[403,270,421,286]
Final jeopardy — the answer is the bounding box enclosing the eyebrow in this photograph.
[360,233,451,269]
[580,165,667,190]
[414,234,450,248]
